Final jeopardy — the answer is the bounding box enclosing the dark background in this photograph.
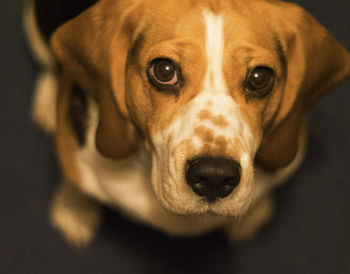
[1,0,349,273]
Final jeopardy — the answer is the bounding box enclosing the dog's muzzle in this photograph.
[185,156,241,202]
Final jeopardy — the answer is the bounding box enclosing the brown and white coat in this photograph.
[24,0,350,246]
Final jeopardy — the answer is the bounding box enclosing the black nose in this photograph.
[185,157,241,202]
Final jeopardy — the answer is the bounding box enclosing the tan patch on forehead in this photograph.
[194,126,230,156]
[200,135,229,155]
[197,109,229,128]
[194,125,215,143]
[214,135,228,150]
[201,143,227,156]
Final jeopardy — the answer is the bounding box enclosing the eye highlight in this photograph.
[244,66,274,97]
[147,58,182,94]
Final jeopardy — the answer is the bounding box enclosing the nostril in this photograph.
[223,184,234,192]
[223,179,235,190]
[217,177,238,198]
[190,177,207,197]
[185,156,241,202]
[194,183,202,190]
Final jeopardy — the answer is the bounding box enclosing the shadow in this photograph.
[99,208,237,274]
[270,130,327,226]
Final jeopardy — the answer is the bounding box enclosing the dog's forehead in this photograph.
[136,0,281,138]
[136,1,279,74]
[141,0,274,44]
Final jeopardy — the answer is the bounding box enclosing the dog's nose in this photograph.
[185,157,241,202]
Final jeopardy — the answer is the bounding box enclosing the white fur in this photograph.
[202,10,226,93]
[31,71,58,133]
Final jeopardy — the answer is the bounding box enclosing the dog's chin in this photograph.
[151,177,254,218]
[150,148,256,217]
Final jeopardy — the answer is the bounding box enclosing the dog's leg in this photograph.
[31,70,58,133]
[23,0,58,133]
[50,180,102,247]
[225,194,274,242]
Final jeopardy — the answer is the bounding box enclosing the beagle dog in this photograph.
[25,0,350,247]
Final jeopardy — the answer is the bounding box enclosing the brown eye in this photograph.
[147,58,182,93]
[154,59,176,83]
[245,66,274,96]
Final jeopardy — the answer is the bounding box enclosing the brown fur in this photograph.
[194,126,229,156]
[51,0,141,159]
[255,1,350,169]
[198,109,229,128]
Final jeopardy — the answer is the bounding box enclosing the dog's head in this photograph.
[52,0,350,216]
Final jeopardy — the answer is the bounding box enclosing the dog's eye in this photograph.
[245,66,274,96]
[147,58,181,93]
[153,59,177,83]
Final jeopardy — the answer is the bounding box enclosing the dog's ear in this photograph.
[257,2,350,169]
[51,1,143,158]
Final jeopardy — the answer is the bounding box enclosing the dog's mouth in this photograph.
[150,148,255,217]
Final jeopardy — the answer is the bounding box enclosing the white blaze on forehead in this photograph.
[202,9,226,93]
[153,10,257,160]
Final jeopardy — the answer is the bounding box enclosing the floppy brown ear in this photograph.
[257,1,350,169]
[51,0,143,158]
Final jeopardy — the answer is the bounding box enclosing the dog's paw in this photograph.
[225,195,274,243]
[50,182,102,248]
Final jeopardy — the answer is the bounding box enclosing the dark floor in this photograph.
[1,0,349,273]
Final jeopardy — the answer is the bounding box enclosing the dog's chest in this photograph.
[77,137,155,221]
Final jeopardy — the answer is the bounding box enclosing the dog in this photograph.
[24,0,350,247]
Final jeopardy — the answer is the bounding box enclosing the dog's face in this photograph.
[124,2,285,215]
[52,0,350,216]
